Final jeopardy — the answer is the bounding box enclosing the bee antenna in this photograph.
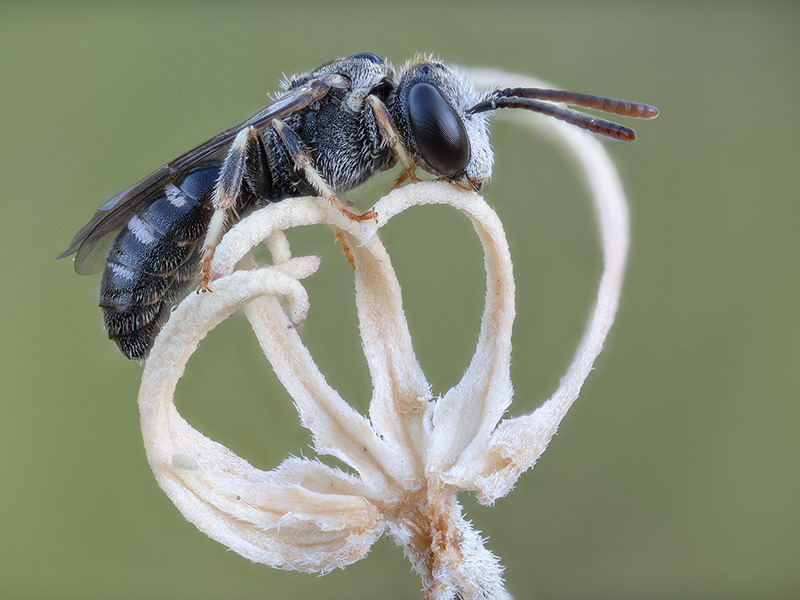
[469,88,659,142]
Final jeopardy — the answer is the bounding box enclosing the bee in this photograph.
[59,52,658,360]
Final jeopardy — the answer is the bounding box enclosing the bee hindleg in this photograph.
[270,118,376,223]
[364,95,420,187]
[199,126,269,292]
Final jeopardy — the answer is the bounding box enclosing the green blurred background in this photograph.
[2,1,798,598]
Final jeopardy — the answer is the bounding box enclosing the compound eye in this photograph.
[407,82,469,176]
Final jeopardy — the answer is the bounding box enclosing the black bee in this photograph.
[59,52,658,360]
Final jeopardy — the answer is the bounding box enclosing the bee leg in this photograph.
[334,231,355,268]
[270,118,376,223]
[199,126,267,292]
[364,95,420,187]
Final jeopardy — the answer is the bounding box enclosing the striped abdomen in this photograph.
[99,165,218,359]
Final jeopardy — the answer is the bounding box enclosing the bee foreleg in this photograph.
[270,118,375,223]
[199,126,265,292]
[364,95,419,187]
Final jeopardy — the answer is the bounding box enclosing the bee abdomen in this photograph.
[102,302,172,359]
[99,165,217,359]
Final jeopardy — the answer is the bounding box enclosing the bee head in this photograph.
[388,57,493,190]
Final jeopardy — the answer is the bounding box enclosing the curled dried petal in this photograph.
[463,68,630,503]
[139,262,384,571]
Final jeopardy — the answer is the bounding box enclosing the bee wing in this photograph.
[168,72,350,171]
[58,73,350,274]
[57,165,177,274]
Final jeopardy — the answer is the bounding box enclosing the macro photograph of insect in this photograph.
[2,3,798,600]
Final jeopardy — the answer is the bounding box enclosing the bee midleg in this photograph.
[269,118,375,223]
[364,95,420,186]
[199,126,268,291]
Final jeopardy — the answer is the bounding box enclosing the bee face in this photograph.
[388,58,493,189]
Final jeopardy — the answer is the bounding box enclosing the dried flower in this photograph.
[137,69,629,600]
